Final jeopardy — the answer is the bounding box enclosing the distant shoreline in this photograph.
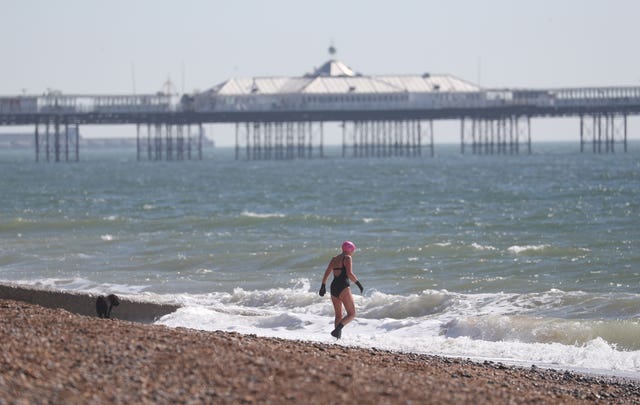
[2,139,639,156]
[0,133,215,150]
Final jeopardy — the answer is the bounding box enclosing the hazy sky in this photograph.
[2,0,640,143]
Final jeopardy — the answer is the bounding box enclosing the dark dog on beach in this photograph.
[96,294,120,319]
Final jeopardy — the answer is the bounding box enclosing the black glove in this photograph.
[319,284,326,297]
[355,280,364,294]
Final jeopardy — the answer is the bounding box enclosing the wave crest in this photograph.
[442,315,640,350]
[360,290,453,319]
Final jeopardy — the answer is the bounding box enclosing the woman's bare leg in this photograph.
[338,288,356,326]
[331,296,343,327]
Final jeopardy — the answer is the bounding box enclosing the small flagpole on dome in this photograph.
[328,40,337,59]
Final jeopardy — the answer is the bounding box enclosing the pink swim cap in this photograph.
[341,241,356,253]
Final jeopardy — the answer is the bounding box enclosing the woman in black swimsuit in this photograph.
[319,241,363,339]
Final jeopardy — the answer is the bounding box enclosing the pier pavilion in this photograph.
[191,59,481,159]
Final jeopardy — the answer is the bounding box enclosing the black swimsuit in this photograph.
[330,256,350,298]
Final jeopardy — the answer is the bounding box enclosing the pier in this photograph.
[341,120,433,158]
[235,121,323,160]
[1,59,639,161]
[135,122,204,161]
[460,116,531,155]
[34,118,80,162]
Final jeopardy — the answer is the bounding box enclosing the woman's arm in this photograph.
[321,259,333,284]
[345,256,364,294]
[344,256,357,282]
[319,258,334,297]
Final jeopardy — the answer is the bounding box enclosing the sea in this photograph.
[1,142,639,378]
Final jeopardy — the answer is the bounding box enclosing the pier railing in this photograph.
[2,87,640,120]
[0,94,175,116]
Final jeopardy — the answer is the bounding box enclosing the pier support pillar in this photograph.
[54,119,60,162]
[461,116,530,156]
[34,122,39,162]
[341,119,431,158]
[460,118,465,155]
[34,117,79,163]
[579,113,627,154]
[74,122,79,162]
[235,123,240,160]
[146,123,152,160]
[137,122,203,161]
[235,121,323,160]
[624,114,628,153]
[198,123,204,160]
[136,123,141,161]
[320,122,324,158]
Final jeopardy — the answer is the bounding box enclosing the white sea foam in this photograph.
[508,245,548,254]
[152,284,640,378]
[240,211,285,219]
[157,305,640,378]
[100,234,114,241]
[471,243,497,251]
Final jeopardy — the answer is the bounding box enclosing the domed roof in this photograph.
[202,59,481,96]
[309,60,357,77]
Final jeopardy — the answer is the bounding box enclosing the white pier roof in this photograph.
[204,59,481,97]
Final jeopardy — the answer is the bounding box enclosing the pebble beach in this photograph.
[2,298,639,404]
